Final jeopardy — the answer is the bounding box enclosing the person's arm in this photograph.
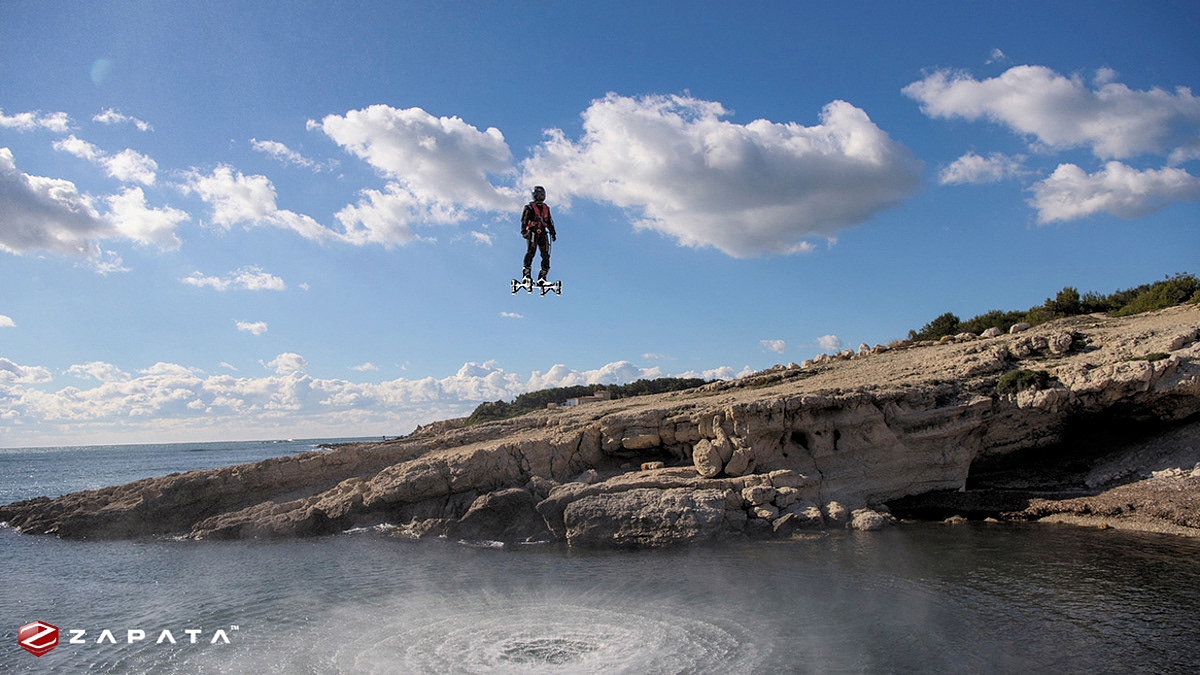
[547,209,556,239]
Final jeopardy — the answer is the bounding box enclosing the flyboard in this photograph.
[511,278,562,296]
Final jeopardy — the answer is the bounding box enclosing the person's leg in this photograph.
[523,237,536,279]
[538,235,551,281]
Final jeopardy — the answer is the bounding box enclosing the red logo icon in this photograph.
[18,621,58,657]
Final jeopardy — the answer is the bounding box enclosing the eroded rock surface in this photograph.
[3,306,1199,545]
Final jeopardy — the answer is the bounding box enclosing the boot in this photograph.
[522,267,532,283]
[537,269,549,285]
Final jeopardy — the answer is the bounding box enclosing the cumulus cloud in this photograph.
[264,352,307,375]
[53,135,158,185]
[0,315,14,327]
[65,361,130,382]
[523,93,921,258]
[93,108,152,132]
[0,108,71,133]
[313,105,517,246]
[760,339,786,354]
[1030,161,1200,222]
[0,356,757,443]
[938,152,1026,185]
[0,147,109,256]
[251,138,329,171]
[105,187,187,249]
[350,363,380,372]
[183,266,286,291]
[236,320,268,336]
[817,335,843,352]
[182,165,335,242]
[904,65,1200,161]
[0,357,52,384]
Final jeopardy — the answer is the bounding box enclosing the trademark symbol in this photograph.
[230,625,239,631]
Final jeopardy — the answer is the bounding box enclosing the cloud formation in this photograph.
[0,108,71,133]
[251,138,329,171]
[0,147,109,256]
[183,266,286,291]
[182,165,334,242]
[817,335,843,352]
[93,108,152,132]
[313,105,517,246]
[904,65,1200,161]
[1030,161,1200,222]
[760,339,786,354]
[0,315,14,328]
[236,320,268,336]
[523,93,921,258]
[938,152,1025,185]
[54,135,158,185]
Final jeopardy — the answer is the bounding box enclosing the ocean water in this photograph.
[2,441,1199,673]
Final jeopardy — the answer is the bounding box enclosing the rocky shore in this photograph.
[3,305,1198,546]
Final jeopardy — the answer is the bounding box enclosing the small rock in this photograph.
[1047,331,1074,355]
[723,445,752,477]
[955,332,976,341]
[640,461,665,471]
[786,502,826,529]
[574,469,600,485]
[943,515,968,525]
[750,504,779,520]
[772,513,799,537]
[741,485,777,506]
[768,469,808,490]
[1009,322,1031,334]
[981,327,1003,338]
[849,508,892,531]
[773,486,800,508]
[823,501,849,526]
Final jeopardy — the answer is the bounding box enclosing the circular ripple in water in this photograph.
[329,600,763,674]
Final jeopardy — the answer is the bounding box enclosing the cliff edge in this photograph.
[3,305,1198,545]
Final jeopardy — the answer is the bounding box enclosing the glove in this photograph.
[551,234,556,242]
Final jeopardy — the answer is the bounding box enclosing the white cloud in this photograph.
[53,135,158,185]
[500,312,523,319]
[904,65,1200,161]
[0,357,52,384]
[251,138,328,171]
[0,147,109,256]
[182,165,335,242]
[760,339,786,354]
[0,108,71,133]
[986,48,1008,65]
[106,187,187,249]
[817,335,843,352]
[0,356,759,444]
[523,93,921,258]
[219,362,239,371]
[183,266,286,291]
[1030,161,1200,222]
[236,320,268,336]
[0,315,14,328]
[350,362,380,372]
[93,108,152,132]
[315,104,516,210]
[84,249,130,275]
[938,152,1025,185]
[65,361,130,382]
[264,352,307,375]
[469,231,493,246]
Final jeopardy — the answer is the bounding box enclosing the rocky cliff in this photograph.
[4,305,1199,545]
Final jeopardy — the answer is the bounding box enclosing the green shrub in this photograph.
[1112,273,1200,316]
[996,369,1050,394]
[465,377,710,425]
[908,312,961,341]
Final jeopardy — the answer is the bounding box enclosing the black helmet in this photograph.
[532,185,546,201]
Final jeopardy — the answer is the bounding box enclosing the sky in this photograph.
[1,1,1198,447]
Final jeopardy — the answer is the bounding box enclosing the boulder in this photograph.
[446,488,549,543]
[640,461,666,471]
[785,502,826,529]
[723,445,752,477]
[561,487,729,547]
[750,504,779,520]
[1009,322,1031,334]
[849,508,893,531]
[823,501,849,527]
[773,486,800,508]
[981,327,1003,338]
[741,485,777,505]
[692,439,722,478]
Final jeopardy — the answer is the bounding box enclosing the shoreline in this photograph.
[3,305,1199,547]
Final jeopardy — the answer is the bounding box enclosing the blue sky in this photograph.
[2,1,1198,446]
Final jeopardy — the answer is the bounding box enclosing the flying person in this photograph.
[521,185,556,285]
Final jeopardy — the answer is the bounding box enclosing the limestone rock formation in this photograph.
[3,305,1199,545]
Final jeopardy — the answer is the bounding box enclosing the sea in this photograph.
[2,439,1199,673]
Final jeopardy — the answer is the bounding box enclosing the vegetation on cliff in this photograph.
[465,377,711,425]
[909,273,1200,341]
